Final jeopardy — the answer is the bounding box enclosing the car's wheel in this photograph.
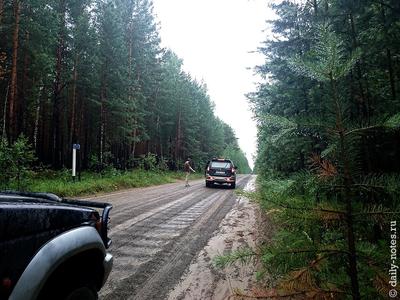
[206,181,212,187]
[65,285,98,300]
[231,182,236,189]
[38,251,102,300]
[40,277,98,300]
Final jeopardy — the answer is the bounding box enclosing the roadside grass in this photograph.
[15,169,203,197]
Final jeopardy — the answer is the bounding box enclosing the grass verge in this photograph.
[19,169,203,197]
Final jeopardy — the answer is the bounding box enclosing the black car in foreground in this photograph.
[0,191,113,300]
[205,158,237,189]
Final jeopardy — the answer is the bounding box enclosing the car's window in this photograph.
[210,162,231,169]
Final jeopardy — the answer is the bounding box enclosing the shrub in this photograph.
[0,135,36,190]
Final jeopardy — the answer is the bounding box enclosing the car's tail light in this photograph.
[95,219,102,232]
[2,278,12,291]
[90,207,112,248]
[64,198,112,248]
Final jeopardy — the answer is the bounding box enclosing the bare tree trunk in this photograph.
[99,77,106,167]
[175,109,182,161]
[349,12,370,123]
[131,126,137,159]
[386,48,396,102]
[19,30,29,135]
[8,0,21,140]
[128,24,136,161]
[313,0,318,15]
[2,83,9,140]
[157,114,162,157]
[0,0,4,24]
[51,0,66,168]
[33,83,43,150]
[77,91,85,148]
[69,55,79,146]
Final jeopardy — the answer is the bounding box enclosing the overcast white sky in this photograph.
[152,0,275,168]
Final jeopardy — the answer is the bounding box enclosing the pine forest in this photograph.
[0,0,251,176]
[1,0,400,299]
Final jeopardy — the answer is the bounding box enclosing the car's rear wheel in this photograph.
[39,278,98,300]
[38,250,102,300]
[231,182,236,189]
[65,285,98,300]
[206,181,212,188]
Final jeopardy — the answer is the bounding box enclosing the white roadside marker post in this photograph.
[72,144,80,182]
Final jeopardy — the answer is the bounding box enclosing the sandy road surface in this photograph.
[87,175,252,300]
[167,176,263,300]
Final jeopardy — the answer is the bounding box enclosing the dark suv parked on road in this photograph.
[205,158,237,189]
[0,191,113,300]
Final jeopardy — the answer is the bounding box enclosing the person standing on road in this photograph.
[184,158,196,187]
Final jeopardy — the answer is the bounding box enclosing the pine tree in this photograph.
[242,1,400,299]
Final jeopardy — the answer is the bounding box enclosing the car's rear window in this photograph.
[210,161,231,169]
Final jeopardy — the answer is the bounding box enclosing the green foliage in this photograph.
[0,139,12,188]
[288,24,361,82]
[26,169,186,197]
[222,144,252,174]
[250,174,399,298]
[0,135,36,190]
[214,247,256,268]
[137,152,157,171]
[0,0,247,173]
[385,113,400,129]
[247,1,400,298]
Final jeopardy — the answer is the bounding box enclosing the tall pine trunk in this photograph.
[51,0,66,168]
[33,83,43,151]
[128,23,136,160]
[77,90,85,151]
[386,48,396,102]
[19,30,29,135]
[2,83,9,140]
[8,0,20,141]
[69,55,79,146]
[99,73,106,167]
[175,109,182,162]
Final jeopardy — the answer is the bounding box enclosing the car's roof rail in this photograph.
[0,190,62,202]
[211,158,232,162]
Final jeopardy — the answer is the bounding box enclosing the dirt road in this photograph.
[88,175,252,300]
[167,176,263,300]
